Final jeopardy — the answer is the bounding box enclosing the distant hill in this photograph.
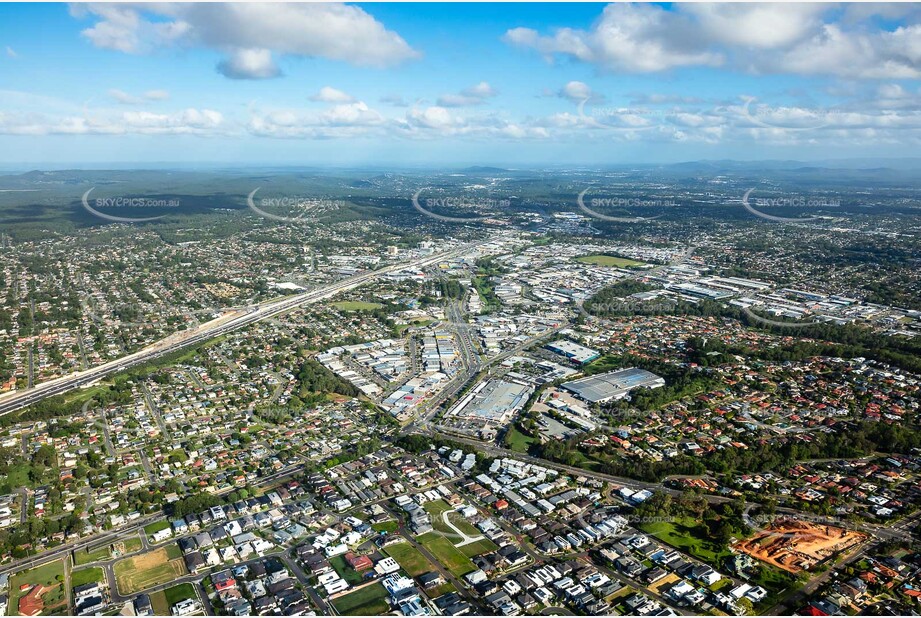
[461,166,509,173]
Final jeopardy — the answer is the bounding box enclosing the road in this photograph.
[0,240,491,417]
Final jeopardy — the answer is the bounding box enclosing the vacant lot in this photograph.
[71,567,105,588]
[371,520,398,534]
[73,544,111,566]
[113,545,188,595]
[417,532,476,577]
[332,301,383,312]
[385,541,435,577]
[735,518,867,574]
[331,582,390,615]
[143,520,171,536]
[576,254,645,268]
[458,538,498,558]
[164,582,197,606]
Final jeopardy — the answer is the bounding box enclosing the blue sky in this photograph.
[1,2,920,167]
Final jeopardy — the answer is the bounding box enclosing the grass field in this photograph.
[331,582,390,615]
[8,558,67,616]
[447,512,484,539]
[113,545,187,595]
[395,318,434,334]
[165,544,183,560]
[639,516,730,565]
[332,301,383,311]
[70,567,105,588]
[73,544,111,566]
[416,533,476,577]
[425,581,456,599]
[458,538,498,558]
[424,501,480,536]
[119,536,143,554]
[750,565,801,609]
[423,500,452,520]
[143,520,170,535]
[371,521,398,534]
[164,582,197,606]
[384,541,435,577]
[504,424,537,454]
[576,254,645,268]
[148,590,169,616]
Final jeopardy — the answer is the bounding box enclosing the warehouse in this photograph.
[561,368,664,404]
[545,339,600,365]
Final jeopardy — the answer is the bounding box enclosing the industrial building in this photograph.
[446,379,533,429]
[545,339,600,365]
[561,368,665,404]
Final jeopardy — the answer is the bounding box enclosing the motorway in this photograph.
[0,240,489,417]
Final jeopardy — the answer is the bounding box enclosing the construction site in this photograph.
[734,518,868,574]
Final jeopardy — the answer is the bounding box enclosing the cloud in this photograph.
[629,93,704,105]
[75,3,419,79]
[504,3,921,80]
[380,94,409,107]
[5,46,16,58]
[109,89,171,105]
[684,3,827,50]
[504,4,722,72]
[0,107,224,136]
[406,106,457,129]
[216,48,281,80]
[773,24,921,79]
[558,81,600,103]
[309,87,354,103]
[436,81,498,107]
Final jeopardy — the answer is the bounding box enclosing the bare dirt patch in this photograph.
[734,518,867,573]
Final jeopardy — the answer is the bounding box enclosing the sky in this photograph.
[1,2,920,167]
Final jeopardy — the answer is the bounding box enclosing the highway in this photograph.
[0,240,488,417]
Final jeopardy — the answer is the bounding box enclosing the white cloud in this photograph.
[504,3,921,80]
[5,46,17,58]
[773,24,921,79]
[0,107,224,136]
[144,89,170,101]
[217,48,280,80]
[310,87,355,104]
[505,4,722,72]
[322,102,382,126]
[380,94,409,107]
[109,89,171,105]
[558,81,597,103]
[685,3,827,49]
[75,3,419,78]
[437,82,498,107]
[406,106,457,129]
